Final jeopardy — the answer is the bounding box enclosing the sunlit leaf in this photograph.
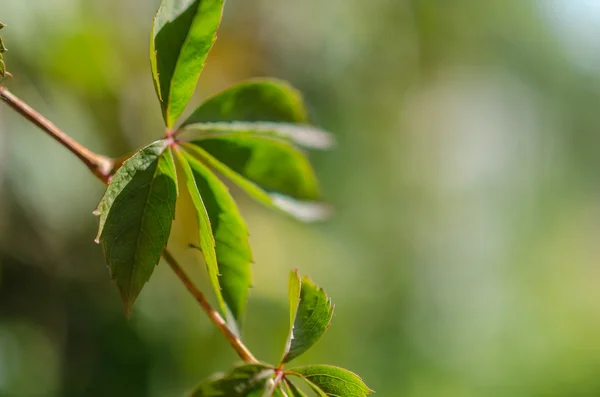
[290,365,373,397]
[180,148,253,326]
[152,0,224,127]
[189,364,274,397]
[173,148,224,317]
[282,272,334,364]
[182,143,329,221]
[182,78,308,125]
[180,122,334,150]
[94,140,177,315]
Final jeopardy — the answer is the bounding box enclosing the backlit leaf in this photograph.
[189,364,274,397]
[94,140,177,315]
[182,142,330,222]
[180,122,334,150]
[182,78,308,125]
[180,148,253,326]
[290,365,373,397]
[282,272,334,364]
[173,148,224,317]
[152,0,224,127]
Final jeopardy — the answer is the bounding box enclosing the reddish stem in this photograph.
[0,85,115,183]
[162,249,258,364]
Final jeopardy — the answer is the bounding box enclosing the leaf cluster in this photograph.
[95,0,332,322]
[189,270,373,397]
[83,0,371,394]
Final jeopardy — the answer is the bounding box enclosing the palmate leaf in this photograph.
[151,0,224,127]
[282,271,334,364]
[289,366,373,397]
[189,364,274,397]
[175,147,253,327]
[94,140,177,315]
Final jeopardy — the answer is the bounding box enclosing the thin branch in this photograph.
[0,85,114,183]
[0,83,258,364]
[162,248,259,364]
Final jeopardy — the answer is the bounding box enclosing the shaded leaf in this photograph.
[152,0,224,127]
[0,37,6,53]
[181,149,253,325]
[173,148,224,317]
[290,365,373,397]
[94,140,177,314]
[182,142,330,222]
[282,272,334,364]
[180,122,334,150]
[182,78,308,126]
[189,364,274,397]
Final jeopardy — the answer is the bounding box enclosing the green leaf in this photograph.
[173,148,224,317]
[287,270,301,334]
[189,364,274,397]
[179,78,334,149]
[182,78,308,125]
[284,380,308,397]
[0,22,5,30]
[0,59,5,77]
[180,122,334,151]
[180,149,253,325]
[0,37,7,53]
[281,271,334,364]
[290,365,373,397]
[188,134,320,200]
[182,142,330,222]
[152,0,224,127]
[94,140,177,315]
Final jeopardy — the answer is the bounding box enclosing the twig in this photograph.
[162,248,259,364]
[0,85,114,183]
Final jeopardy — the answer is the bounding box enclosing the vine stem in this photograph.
[0,85,114,183]
[162,249,258,364]
[0,83,258,364]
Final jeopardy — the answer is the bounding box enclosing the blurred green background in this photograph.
[2,0,600,396]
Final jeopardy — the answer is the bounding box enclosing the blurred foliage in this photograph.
[2,0,600,396]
